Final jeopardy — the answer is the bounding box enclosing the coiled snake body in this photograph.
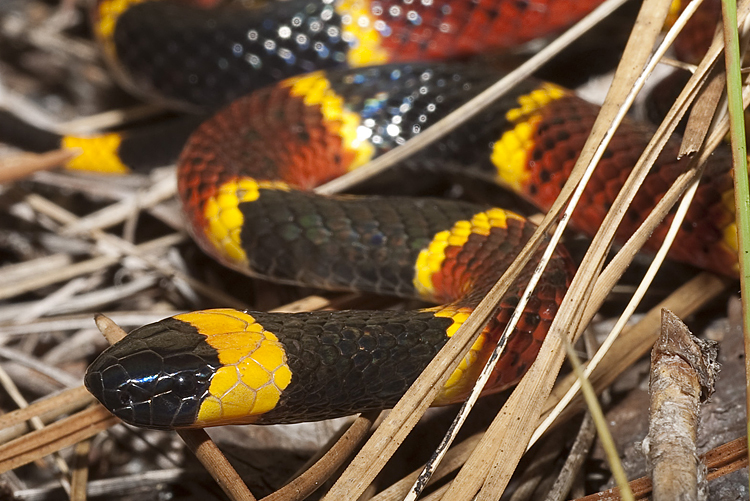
[35,0,734,429]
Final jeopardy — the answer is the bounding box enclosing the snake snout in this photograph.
[84,320,219,429]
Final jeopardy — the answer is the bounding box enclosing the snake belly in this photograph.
[84,59,739,429]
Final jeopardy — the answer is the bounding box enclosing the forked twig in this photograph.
[574,436,748,500]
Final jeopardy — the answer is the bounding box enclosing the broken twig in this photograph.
[646,309,719,501]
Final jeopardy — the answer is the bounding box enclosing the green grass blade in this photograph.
[720,2,750,490]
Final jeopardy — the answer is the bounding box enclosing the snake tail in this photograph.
[0,111,203,175]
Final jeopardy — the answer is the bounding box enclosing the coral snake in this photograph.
[0,0,736,429]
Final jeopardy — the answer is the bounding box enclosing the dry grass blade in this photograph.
[544,412,596,501]
[0,357,72,493]
[0,344,79,388]
[58,103,166,135]
[0,386,95,445]
[93,314,125,346]
[70,439,91,501]
[0,405,117,473]
[177,430,257,501]
[0,232,186,301]
[61,171,177,235]
[441,1,678,498]
[680,70,726,156]
[0,253,73,288]
[22,193,248,310]
[0,149,77,183]
[0,312,181,338]
[533,31,750,442]
[12,468,209,499]
[369,432,483,501]
[0,364,51,436]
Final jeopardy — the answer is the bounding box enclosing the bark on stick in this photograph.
[647,309,719,501]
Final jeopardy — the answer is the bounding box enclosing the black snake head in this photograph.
[84,318,218,429]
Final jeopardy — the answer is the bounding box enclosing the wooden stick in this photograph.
[648,309,718,500]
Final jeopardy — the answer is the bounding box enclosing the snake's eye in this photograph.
[173,372,197,397]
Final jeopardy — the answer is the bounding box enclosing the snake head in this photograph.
[84,319,219,429]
